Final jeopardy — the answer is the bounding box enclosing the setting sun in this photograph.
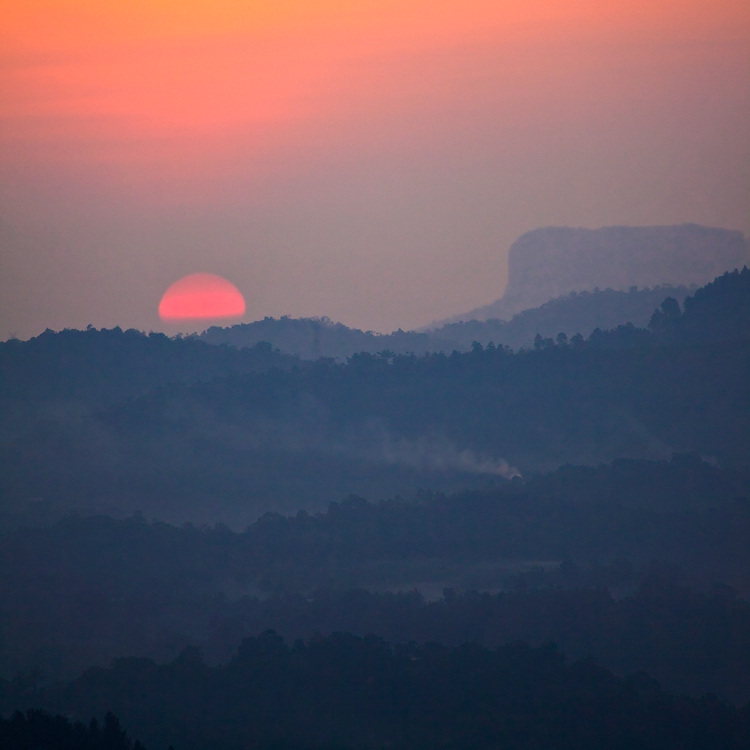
[158,273,245,321]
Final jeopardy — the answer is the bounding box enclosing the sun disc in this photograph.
[159,273,246,321]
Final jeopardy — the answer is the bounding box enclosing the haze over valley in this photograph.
[2,0,750,747]
[2,236,750,750]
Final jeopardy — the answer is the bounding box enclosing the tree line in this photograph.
[4,632,750,750]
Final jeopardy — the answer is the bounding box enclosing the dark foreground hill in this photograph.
[2,458,749,700]
[0,710,144,750]
[4,632,749,750]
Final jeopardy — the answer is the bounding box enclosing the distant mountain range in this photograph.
[439,223,749,325]
[201,224,748,358]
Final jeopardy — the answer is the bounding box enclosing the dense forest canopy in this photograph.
[1,269,748,527]
[0,328,296,444]
[0,710,145,750]
[1,457,749,701]
[4,632,750,750]
[1,268,749,749]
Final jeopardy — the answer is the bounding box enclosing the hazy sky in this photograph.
[1,0,749,339]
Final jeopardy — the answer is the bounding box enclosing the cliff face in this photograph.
[457,224,749,322]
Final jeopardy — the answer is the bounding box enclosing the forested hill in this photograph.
[648,266,750,343]
[199,268,748,357]
[1,273,749,750]
[427,283,694,351]
[3,334,747,524]
[199,284,694,357]
[0,327,297,443]
[5,633,749,750]
[1,270,748,527]
[2,457,749,696]
[200,315,448,359]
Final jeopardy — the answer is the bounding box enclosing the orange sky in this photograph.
[3,0,747,178]
[1,0,749,337]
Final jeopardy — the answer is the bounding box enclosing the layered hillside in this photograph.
[449,224,749,323]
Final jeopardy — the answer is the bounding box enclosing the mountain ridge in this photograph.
[437,223,749,325]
